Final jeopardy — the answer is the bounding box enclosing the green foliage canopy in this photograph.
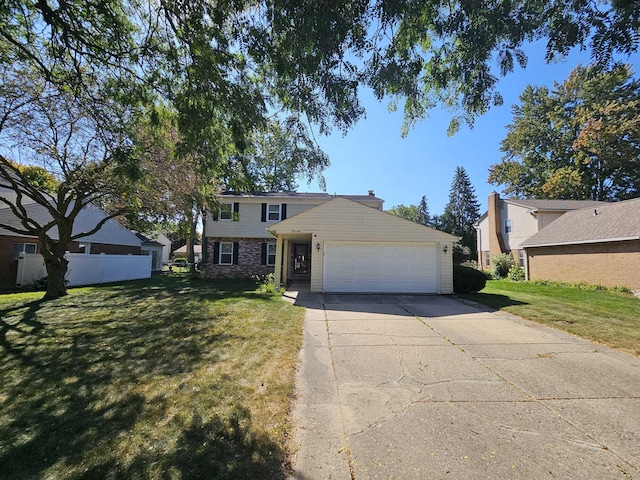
[489,64,640,200]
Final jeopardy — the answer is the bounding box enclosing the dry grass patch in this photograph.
[0,276,304,479]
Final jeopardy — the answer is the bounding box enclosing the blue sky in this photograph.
[305,42,640,215]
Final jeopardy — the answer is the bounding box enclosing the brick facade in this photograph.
[205,237,275,279]
[0,235,39,290]
[526,240,640,290]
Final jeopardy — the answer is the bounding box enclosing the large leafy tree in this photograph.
[365,0,640,134]
[441,167,481,262]
[489,64,640,200]
[243,117,330,192]
[0,70,141,299]
[387,196,432,226]
[1,0,640,299]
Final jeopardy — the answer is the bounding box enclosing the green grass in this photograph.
[460,279,640,356]
[0,275,305,479]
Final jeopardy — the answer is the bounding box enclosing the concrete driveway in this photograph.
[285,287,640,480]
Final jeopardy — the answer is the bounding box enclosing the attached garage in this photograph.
[267,197,458,294]
[323,242,438,293]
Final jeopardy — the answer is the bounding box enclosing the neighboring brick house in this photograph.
[0,198,143,290]
[521,198,640,290]
[204,191,384,280]
[474,192,605,270]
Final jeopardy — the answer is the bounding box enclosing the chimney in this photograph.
[368,190,375,196]
[488,192,506,262]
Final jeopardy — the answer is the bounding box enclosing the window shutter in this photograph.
[260,243,267,265]
[233,202,240,221]
[281,203,287,220]
[261,203,267,222]
[212,208,219,221]
[212,242,220,264]
[232,242,239,265]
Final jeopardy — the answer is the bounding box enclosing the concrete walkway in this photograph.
[284,285,640,479]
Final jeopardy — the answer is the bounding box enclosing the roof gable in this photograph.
[268,197,458,241]
[522,198,640,247]
[0,202,142,247]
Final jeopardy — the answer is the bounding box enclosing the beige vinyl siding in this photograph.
[537,211,566,230]
[270,197,457,293]
[206,201,323,238]
[476,215,489,252]
[502,202,538,251]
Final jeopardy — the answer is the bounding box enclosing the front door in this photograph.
[293,244,309,274]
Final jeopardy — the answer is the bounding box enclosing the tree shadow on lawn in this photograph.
[0,299,45,357]
[0,277,288,479]
[84,407,286,480]
[458,292,529,311]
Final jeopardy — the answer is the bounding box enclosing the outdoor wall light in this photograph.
[316,242,321,252]
[443,245,448,254]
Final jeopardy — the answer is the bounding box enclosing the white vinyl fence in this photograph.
[16,252,152,287]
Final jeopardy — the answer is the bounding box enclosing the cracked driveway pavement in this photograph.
[286,290,640,480]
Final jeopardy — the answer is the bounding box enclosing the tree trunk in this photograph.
[201,212,208,270]
[43,254,69,300]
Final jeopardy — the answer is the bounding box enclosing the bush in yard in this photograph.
[492,253,515,278]
[453,264,487,293]
[508,265,525,281]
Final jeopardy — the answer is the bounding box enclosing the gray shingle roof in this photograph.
[505,198,607,211]
[0,201,142,246]
[522,198,640,247]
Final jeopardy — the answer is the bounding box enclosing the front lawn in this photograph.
[0,276,304,479]
[460,279,640,356]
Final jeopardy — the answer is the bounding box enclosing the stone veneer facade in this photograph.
[205,237,275,279]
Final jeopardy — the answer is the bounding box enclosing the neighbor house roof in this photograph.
[475,197,607,223]
[521,198,640,248]
[173,244,202,254]
[0,201,142,246]
[505,198,607,211]
[135,232,163,246]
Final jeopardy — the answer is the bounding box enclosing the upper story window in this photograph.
[219,204,233,220]
[268,204,281,221]
[504,219,512,234]
[12,242,37,261]
[261,202,287,222]
[214,202,238,221]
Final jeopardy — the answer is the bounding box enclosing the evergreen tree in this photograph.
[387,195,432,226]
[417,196,431,226]
[441,167,481,262]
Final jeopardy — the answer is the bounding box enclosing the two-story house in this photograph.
[205,191,384,281]
[475,192,606,270]
[205,191,459,294]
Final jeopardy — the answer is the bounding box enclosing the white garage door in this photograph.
[323,242,438,293]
